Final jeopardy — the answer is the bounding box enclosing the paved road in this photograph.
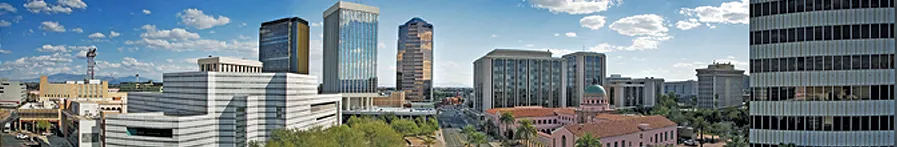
[443,128,464,147]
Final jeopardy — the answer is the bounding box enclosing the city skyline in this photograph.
[0,0,750,87]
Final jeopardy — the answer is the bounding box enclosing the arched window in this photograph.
[561,135,566,147]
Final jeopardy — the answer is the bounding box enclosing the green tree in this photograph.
[462,125,477,135]
[574,133,602,147]
[723,135,748,147]
[499,112,516,140]
[327,125,365,147]
[354,117,405,147]
[267,127,335,147]
[468,132,487,147]
[391,118,420,136]
[515,119,537,146]
[36,120,51,133]
[693,117,709,147]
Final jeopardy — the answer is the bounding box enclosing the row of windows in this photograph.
[750,24,893,45]
[750,85,894,101]
[750,143,892,147]
[751,115,895,131]
[751,0,894,17]
[749,54,894,73]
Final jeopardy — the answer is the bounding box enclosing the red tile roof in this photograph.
[562,115,676,138]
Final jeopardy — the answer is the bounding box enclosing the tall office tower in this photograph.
[397,17,434,102]
[260,17,310,74]
[696,63,744,109]
[322,1,379,94]
[473,49,565,112]
[664,80,698,103]
[605,76,664,109]
[749,1,895,146]
[562,52,606,107]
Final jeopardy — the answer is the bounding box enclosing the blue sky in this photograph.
[0,0,749,87]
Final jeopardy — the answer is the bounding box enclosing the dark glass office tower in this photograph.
[322,1,379,93]
[397,17,433,102]
[259,17,309,74]
[748,0,895,146]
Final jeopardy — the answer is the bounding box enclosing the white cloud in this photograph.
[177,8,230,29]
[36,45,67,52]
[311,22,322,27]
[553,33,560,36]
[40,21,66,32]
[58,0,86,9]
[546,48,575,56]
[0,49,10,54]
[238,34,249,40]
[109,31,120,38]
[675,19,702,30]
[208,30,216,34]
[433,61,472,87]
[526,44,534,47]
[608,14,668,36]
[36,44,96,56]
[88,32,105,38]
[491,34,498,38]
[564,32,577,37]
[589,36,672,52]
[529,0,622,14]
[679,0,749,25]
[0,20,9,27]
[142,9,151,15]
[579,15,606,30]
[240,22,246,27]
[24,0,84,14]
[139,25,200,40]
[70,28,83,33]
[0,2,16,13]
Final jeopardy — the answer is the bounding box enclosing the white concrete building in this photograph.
[605,75,664,109]
[0,79,26,107]
[473,49,566,113]
[696,63,745,109]
[104,57,341,147]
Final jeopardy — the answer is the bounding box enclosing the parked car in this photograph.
[16,133,28,139]
[683,139,699,146]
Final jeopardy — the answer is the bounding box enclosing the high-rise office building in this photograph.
[260,17,310,74]
[473,49,565,112]
[397,17,434,102]
[664,80,698,103]
[696,63,744,109]
[562,52,606,107]
[749,1,895,146]
[322,1,379,94]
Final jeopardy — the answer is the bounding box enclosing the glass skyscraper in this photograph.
[397,17,433,102]
[749,0,895,146]
[323,1,379,93]
[259,17,310,74]
[562,52,606,107]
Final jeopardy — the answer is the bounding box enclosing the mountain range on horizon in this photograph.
[15,73,158,84]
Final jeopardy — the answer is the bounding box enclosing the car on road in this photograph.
[16,133,28,139]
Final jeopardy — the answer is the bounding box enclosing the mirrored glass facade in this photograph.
[259,17,309,74]
[748,0,896,146]
[323,2,379,93]
[397,17,433,102]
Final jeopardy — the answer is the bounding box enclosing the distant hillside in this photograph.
[21,73,158,84]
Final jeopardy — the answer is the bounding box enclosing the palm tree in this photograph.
[575,133,602,147]
[693,117,709,147]
[468,132,487,147]
[515,119,537,146]
[499,112,516,140]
